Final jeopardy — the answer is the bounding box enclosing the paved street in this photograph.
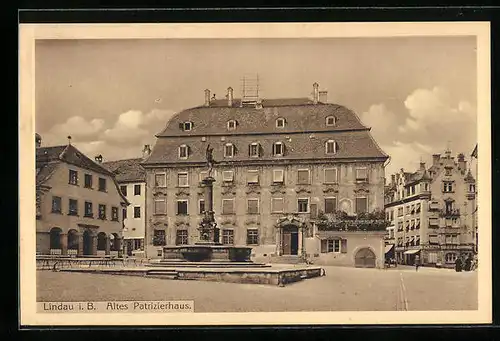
[37,266,477,312]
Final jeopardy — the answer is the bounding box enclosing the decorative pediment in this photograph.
[245,220,261,226]
[220,219,237,226]
[175,221,190,227]
[323,187,339,194]
[270,186,287,195]
[221,187,237,196]
[197,191,204,196]
[245,186,261,195]
[152,220,168,228]
[353,187,370,194]
[153,190,168,197]
[275,214,306,228]
[295,187,311,194]
[175,188,190,197]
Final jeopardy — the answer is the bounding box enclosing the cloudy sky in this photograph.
[35,37,477,176]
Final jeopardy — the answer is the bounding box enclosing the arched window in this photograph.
[224,143,235,158]
[227,120,237,130]
[276,118,286,128]
[325,140,338,154]
[326,116,337,126]
[272,142,284,156]
[179,144,189,159]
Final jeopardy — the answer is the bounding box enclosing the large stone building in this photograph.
[142,83,389,267]
[471,144,478,253]
[384,149,476,267]
[102,146,149,257]
[36,134,129,256]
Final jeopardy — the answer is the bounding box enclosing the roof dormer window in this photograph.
[276,118,286,128]
[326,116,337,126]
[179,121,193,132]
[325,140,338,154]
[179,144,190,159]
[273,142,285,156]
[227,120,237,131]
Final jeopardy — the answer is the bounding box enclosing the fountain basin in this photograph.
[163,245,253,263]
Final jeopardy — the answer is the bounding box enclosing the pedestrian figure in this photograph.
[455,256,462,272]
[465,254,473,272]
[415,255,420,272]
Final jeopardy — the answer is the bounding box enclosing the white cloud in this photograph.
[360,104,399,146]
[382,141,434,176]
[48,116,105,141]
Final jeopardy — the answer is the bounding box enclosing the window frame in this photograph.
[176,199,189,216]
[222,229,235,245]
[153,198,167,216]
[68,198,78,216]
[183,121,192,131]
[325,140,337,155]
[111,207,119,221]
[98,204,107,220]
[247,170,259,184]
[198,199,206,215]
[247,198,260,215]
[224,143,235,158]
[246,229,259,245]
[355,196,368,214]
[276,117,286,128]
[355,167,368,182]
[176,229,189,245]
[227,120,237,131]
[324,168,338,184]
[273,142,284,156]
[324,197,338,214]
[134,184,141,196]
[326,116,337,126]
[273,169,285,183]
[133,206,141,219]
[51,196,62,214]
[249,142,260,157]
[98,177,107,192]
[222,170,234,182]
[179,144,189,159]
[155,172,167,188]
[271,197,285,213]
[222,198,235,215]
[297,197,310,213]
[177,172,189,187]
[84,201,93,218]
[84,174,93,189]
[297,168,311,185]
[120,185,128,196]
[68,169,78,186]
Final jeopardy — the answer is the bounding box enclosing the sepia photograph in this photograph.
[19,22,491,326]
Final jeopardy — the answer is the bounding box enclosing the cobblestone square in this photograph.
[37,266,478,312]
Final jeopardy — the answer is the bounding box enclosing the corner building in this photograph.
[142,84,389,267]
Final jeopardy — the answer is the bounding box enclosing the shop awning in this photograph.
[404,249,421,255]
[385,244,394,254]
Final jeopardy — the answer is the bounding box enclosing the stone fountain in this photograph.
[162,145,254,264]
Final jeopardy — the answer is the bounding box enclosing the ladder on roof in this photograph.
[240,74,260,107]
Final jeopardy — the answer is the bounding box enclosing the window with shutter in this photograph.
[222,171,234,182]
[355,168,368,182]
[273,169,284,183]
[247,170,259,184]
[324,168,338,184]
[325,140,337,154]
[224,143,234,158]
[179,145,189,159]
[154,199,167,215]
[355,197,368,214]
[249,143,259,157]
[324,198,337,213]
[222,199,235,215]
[178,173,189,187]
[320,239,328,253]
[271,198,284,213]
[247,199,259,214]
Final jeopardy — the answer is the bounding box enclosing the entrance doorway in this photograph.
[83,230,93,256]
[355,248,376,268]
[282,226,299,256]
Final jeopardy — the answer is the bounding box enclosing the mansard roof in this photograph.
[157,99,368,137]
[145,98,388,165]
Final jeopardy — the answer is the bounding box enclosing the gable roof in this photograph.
[102,158,146,183]
[157,100,368,137]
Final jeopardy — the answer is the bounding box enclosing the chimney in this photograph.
[313,82,319,104]
[420,161,426,170]
[95,154,103,163]
[319,91,328,103]
[204,89,210,107]
[432,154,441,166]
[35,133,41,148]
[227,87,233,107]
[457,153,466,172]
[142,144,151,159]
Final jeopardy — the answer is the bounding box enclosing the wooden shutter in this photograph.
[248,144,251,156]
[335,141,339,152]
[258,144,263,157]
[191,121,194,129]
[187,145,191,156]
[179,122,184,130]
[320,239,327,253]
[283,143,287,156]
[341,239,347,253]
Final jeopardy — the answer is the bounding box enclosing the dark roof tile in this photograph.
[102,158,146,183]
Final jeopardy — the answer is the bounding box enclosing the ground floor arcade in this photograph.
[395,245,475,267]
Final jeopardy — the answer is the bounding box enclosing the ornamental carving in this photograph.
[220,218,237,226]
[175,188,190,197]
[323,186,339,194]
[221,187,237,196]
[353,186,370,194]
[295,187,311,194]
[270,186,287,195]
[245,220,261,226]
[153,190,168,197]
[245,186,261,195]
[175,221,190,227]
[152,220,168,228]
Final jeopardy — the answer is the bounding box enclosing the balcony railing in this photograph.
[439,209,461,218]
[316,210,390,232]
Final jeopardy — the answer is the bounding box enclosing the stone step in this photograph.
[146,270,179,279]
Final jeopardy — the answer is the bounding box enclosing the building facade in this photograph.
[36,134,129,257]
[102,147,149,257]
[142,83,389,267]
[471,144,478,254]
[385,149,476,267]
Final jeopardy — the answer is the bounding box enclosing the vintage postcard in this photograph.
[19,22,491,326]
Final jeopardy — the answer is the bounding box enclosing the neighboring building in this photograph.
[385,149,476,267]
[142,83,389,268]
[102,146,149,257]
[471,144,478,253]
[384,182,396,261]
[36,134,129,257]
